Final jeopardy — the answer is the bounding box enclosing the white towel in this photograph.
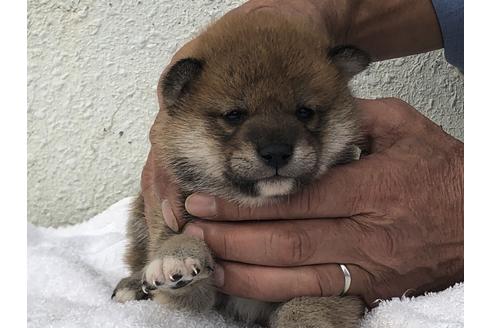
[27,197,463,327]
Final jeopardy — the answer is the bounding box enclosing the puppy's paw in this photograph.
[143,234,214,294]
[141,235,216,311]
[144,256,213,292]
[112,275,149,303]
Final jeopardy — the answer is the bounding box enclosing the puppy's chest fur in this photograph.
[113,11,369,328]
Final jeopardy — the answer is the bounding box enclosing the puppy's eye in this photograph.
[296,107,314,122]
[223,110,246,124]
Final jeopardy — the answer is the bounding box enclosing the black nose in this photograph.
[258,143,293,169]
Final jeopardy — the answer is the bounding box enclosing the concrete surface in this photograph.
[27,0,464,227]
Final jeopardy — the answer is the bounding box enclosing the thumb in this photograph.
[356,97,426,152]
[141,147,185,232]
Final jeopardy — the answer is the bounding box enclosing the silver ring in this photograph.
[339,264,351,296]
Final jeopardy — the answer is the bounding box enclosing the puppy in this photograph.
[113,11,370,328]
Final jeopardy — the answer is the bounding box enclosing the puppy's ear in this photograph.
[328,45,371,79]
[161,58,204,109]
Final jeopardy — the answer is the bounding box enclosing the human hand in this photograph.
[180,98,463,305]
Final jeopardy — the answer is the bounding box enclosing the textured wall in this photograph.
[27,0,464,227]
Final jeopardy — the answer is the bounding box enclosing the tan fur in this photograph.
[271,297,365,328]
[113,11,369,327]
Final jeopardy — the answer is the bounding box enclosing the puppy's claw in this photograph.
[142,281,156,294]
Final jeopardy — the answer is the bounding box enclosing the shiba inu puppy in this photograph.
[113,11,370,328]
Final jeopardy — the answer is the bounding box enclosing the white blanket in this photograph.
[27,198,463,328]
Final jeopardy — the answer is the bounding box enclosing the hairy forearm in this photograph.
[312,0,443,61]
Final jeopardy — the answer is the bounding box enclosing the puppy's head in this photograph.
[153,16,370,205]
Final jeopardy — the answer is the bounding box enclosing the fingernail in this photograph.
[162,200,179,232]
[213,263,224,287]
[185,194,216,217]
[183,223,204,240]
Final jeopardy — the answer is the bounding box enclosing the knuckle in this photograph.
[271,227,313,266]
[243,271,263,298]
[206,227,231,259]
[308,267,332,297]
[220,230,231,259]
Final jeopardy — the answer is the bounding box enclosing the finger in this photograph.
[160,182,187,232]
[185,156,381,220]
[215,261,369,302]
[161,199,180,232]
[183,219,365,266]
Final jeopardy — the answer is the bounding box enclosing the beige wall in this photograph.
[27,0,464,226]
